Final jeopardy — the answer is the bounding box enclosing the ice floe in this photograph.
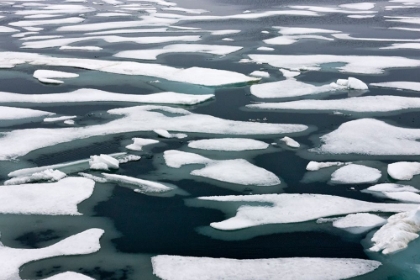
[9,17,85,27]
[248,54,420,74]
[33,69,79,84]
[364,183,419,193]
[102,173,174,193]
[195,193,416,230]
[0,106,53,120]
[312,118,420,155]
[370,207,420,254]
[280,136,300,148]
[370,81,420,92]
[0,228,103,280]
[89,154,120,171]
[60,45,103,51]
[0,89,214,106]
[256,46,274,51]
[115,44,242,60]
[0,177,94,215]
[306,161,346,171]
[279,68,300,78]
[330,164,381,184]
[0,105,306,160]
[117,154,141,163]
[249,70,269,78]
[164,150,280,186]
[43,272,95,280]
[275,26,340,35]
[340,2,375,10]
[388,162,420,180]
[152,255,381,280]
[187,138,269,151]
[154,129,187,139]
[4,169,66,185]
[44,115,77,122]
[0,26,19,33]
[332,213,386,234]
[126,138,159,151]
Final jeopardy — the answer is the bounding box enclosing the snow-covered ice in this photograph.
[44,115,77,122]
[102,173,174,193]
[33,69,79,84]
[0,106,53,121]
[280,136,300,148]
[306,161,345,171]
[89,154,120,171]
[188,138,269,151]
[387,162,420,180]
[330,164,381,184]
[249,70,269,78]
[126,138,159,151]
[370,81,420,92]
[152,255,381,280]
[332,213,386,234]
[363,183,419,193]
[154,129,187,139]
[4,169,66,185]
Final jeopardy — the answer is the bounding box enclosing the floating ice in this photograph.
[330,164,381,184]
[280,136,300,148]
[249,70,269,78]
[0,106,53,121]
[126,138,159,151]
[0,105,307,160]
[264,34,333,45]
[5,169,66,185]
[102,173,174,193]
[388,162,420,180]
[0,88,214,106]
[33,69,79,84]
[188,138,268,151]
[333,213,386,234]
[152,255,381,280]
[247,96,420,113]
[275,26,340,35]
[312,118,420,155]
[248,54,420,74]
[0,52,258,86]
[9,17,84,27]
[381,192,420,203]
[0,177,94,215]
[347,15,375,18]
[165,150,280,186]
[0,26,19,33]
[306,161,345,171]
[370,81,420,92]
[89,154,120,171]
[43,272,95,280]
[78,172,108,183]
[115,44,242,60]
[370,207,420,254]
[279,68,300,78]
[196,193,416,230]
[340,2,375,10]
[154,129,187,139]
[60,45,103,51]
[289,5,376,14]
[336,77,368,90]
[364,183,419,193]
[0,228,103,280]
[44,115,77,122]
[117,154,141,163]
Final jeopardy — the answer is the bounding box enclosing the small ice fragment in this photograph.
[249,70,269,78]
[188,138,268,151]
[280,136,300,148]
[126,138,159,151]
[118,154,141,163]
[333,213,386,234]
[102,173,173,193]
[387,162,420,180]
[89,154,119,171]
[306,161,345,171]
[154,129,187,139]
[33,69,79,84]
[330,164,381,184]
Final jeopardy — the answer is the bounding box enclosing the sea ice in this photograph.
[154,129,187,139]
[0,106,53,120]
[9,17,84,27]
[33,69,79,84]
[387,162,420,180]
[249,71,269,78]
[330,164,381,184]
[89,154,120,171]
[280,136,300,148]
[188,138,269,151]
[126,138,159,151]
[195,193,416,230]
[60,45,103,51]
[44,115,77,122]
[5,169,66,185]
[363,183,419,193]
[43,272,95,280]
[152,255,381,280]
[102,173,174,193]
[332,213,386,234]
[306,161,345,171]
[0,177,94,215]
[370,81,420,92]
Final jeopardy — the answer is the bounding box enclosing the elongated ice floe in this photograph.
[387,162,420,180]
[60,45,103,51]
[370,81,420,92]
[0,177,94,215]
[0,52,259,86]
[306,161,346,171]
[280,136,300,148]
[126,138,159,151]
[44,115,77,122]
[188,138,269,151]
[0,88,214,105]
[381,43,420,50]
[331,164,381,184]
[333,213,385,234]
[195,193,416,230]
[0,228,103,280]
[89,154,119,171]
[152,255,381,280]
[102,173,174,193]
[249,70,269,78]
[340,2,375,10]
[370,207,420,254]
[33,69,79,84]
[312,118,420,155]
[363,183,419,193]
[247,96,420,113]
[9,17,85,27]
[164,150,280,186]
[275,26,340,35]
[0,106,306,160]
[248,54,420,74]
[4,169,66,185]
[115,44,242,60]
[0,106,53,120]
[0,26,19,33]
[154,129,187,139]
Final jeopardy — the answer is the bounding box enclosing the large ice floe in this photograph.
[248,54,420,74]
[0,228,103,280]
[164,150,280,186]
[387,162,420,180]
[193,194,416,230]
[247,96,420,114]
[0,52,258,87]
[370,207,420,254]
[114,44,242,60]
[330,164,381,184]
[33,69,79,84]
[187,138,269,151]
[152,255,381,280]
[332,213,386,234]
[0,105,307,160]
[249,77,367,99]
[0,177,94,215]
[311,118,420,155]
[0,88,214,106]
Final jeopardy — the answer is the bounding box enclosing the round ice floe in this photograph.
[331,164,381,184]
[333,213,386,234]
[387,162,420,180]
[152,255,381,280]
[188,138,269,151]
